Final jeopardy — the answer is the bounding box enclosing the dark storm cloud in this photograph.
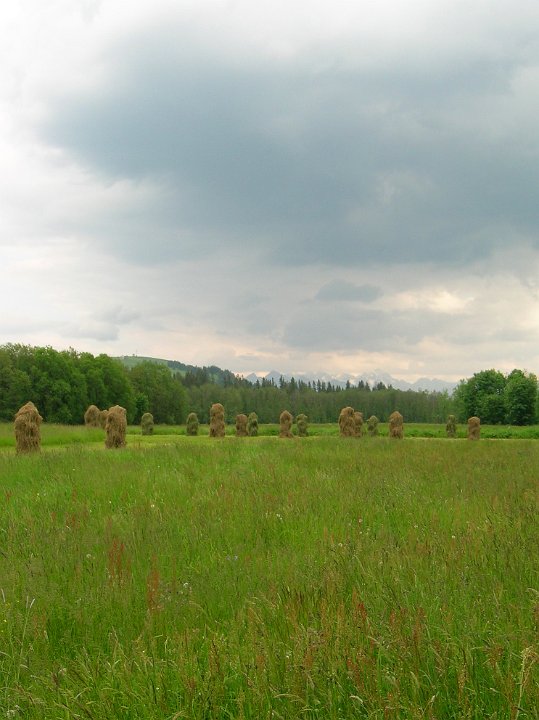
[42,20,539,268]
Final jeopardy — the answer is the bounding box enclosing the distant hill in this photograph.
[118,355,176,370]
[117,355,456,393]
[116,355,235,386]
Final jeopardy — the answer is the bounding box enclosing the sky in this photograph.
[2,0,539,382]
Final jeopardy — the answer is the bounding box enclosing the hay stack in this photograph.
[99,409,109,429]
[209,403,225,438]
[279,410,294,438]
[339,406,356,437]
[84,404,101,428]
[186,412,199,436]
[367,415,379,436]
[14,401,42,454]
[468,416,480,440]
[446,415,457,438]
[296,413,308,437]
[353,411,364,437]
[247,412,259,437]
[105,405,127,449]
[235,414,248,437]
[389,411,404,439]
[141,412,154,436]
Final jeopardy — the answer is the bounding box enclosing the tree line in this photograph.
[184,381,453,424]
[0,345,189,425]
[0,345,537,425]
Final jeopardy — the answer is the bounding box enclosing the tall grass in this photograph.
[0,439,538,717]
[0,423,105,449]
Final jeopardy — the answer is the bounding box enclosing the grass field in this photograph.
[0,435,538,718]
[2,420,539,450]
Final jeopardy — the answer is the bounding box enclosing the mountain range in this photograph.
[118,356,457,393]
[244,370,457,393]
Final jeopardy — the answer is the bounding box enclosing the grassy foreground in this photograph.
[0,438,538,718]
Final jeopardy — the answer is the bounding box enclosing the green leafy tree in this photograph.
[504,370,537,425]
[24,347,88,423]
[454,369,506,424]
[478,393,506,425]
[134,393,150,424]
[130,361,186,424]
[0,349,32,421]
[94,354,135,421]
[78,352,108,408]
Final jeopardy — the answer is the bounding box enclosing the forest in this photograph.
[0,344,537,425]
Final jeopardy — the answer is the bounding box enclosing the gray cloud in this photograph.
[315,281,382,302]
[281,305,455,353]
[60,306,139,342]
[41,19,539,269]
[61,322,121,342]
[3,2,539,381]
[93,306,140,326]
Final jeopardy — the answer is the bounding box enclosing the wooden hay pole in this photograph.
[339,406,356,437]
[279,410,294,438]
[446,415,457,438]
[235,414,248,437]
[388,411,404,439]
[367,415,379,436]
[247,412,259,437]
[209,403,225,438]
[296,413,309,437]
[141,412,154,436]
[105,405,127,449]
[84,405,101,428]
[186,412,199,436]
[468,416,480,440]
[353,411,364,437]
[14,401,42,454]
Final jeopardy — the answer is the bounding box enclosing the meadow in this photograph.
[0,431,538,718]
[2,420,539,450]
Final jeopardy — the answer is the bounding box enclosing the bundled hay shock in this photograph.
[247,412,259,437]
[141,412,154,436]
[209,403,225,438]
[389,411,404,439]
[296,413,309,437]
[235,414,248,437]
[468,416,480,440]
[105,405,127,449]
[339,406,356,437]
[14,401,42,454]
[279,410,294,438]
[367,415,379,436]
[99,409,109,429]
[446,415,457,438]
[84,405,101,428]
[186,412,199,436]
[353,411,364,437]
